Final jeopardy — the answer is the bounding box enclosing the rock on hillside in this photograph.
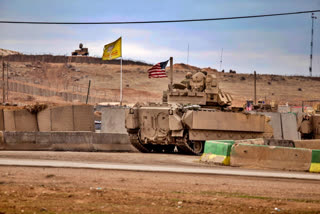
[0,48,21,56]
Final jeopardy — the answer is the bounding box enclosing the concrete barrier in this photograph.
[0,131,132,152]
[200,140,234,165]
[310,150,320,173]
[259,112,283,139]
[91,133,131,151]
[278,105,291,113]
[4,109,38,132]
[101,106,127,134]
[257,112,300,140]
[230,143,312,171]
[294,140,320,150]
[263,139,295,147]
[73,105,95,131]
[234,138,295,147]
[37,105,94,132]
[235,138,265,145]
[281,113,300,140]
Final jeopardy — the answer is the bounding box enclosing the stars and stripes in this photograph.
[148,60,169,78]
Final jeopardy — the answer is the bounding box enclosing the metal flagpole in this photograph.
[120,57,122,106]
[170,57,173,91]
[120,36,123,106]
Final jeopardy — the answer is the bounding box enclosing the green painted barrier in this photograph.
[200,140,234,165]
[310,150,320,173]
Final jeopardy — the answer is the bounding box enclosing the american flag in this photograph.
[148,60,169,78]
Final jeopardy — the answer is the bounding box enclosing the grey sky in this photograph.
[0,0,320,75]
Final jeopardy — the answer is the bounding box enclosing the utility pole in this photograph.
[310,13,317,77]
[187,43,189,65]
[254,71,257,105]
[219,48,223,71]
[6,62,8,102]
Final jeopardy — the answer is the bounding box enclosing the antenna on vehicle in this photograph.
[170,57,173,92]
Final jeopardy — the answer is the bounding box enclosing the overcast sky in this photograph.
[0,0,320,75]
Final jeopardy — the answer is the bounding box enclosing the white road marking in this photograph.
[0,158,319,180]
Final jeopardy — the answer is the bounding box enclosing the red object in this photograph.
[148,60,168,78]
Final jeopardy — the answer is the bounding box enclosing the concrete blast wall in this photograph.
[230,143,312,171]
[4,109,38,132]
[37,105,95,132]
[261,112,282,139]
[101,107,127,134]
[259,112,300,140]
[294,140,320,150]
[0,131,132,152]
[281,113,300,140]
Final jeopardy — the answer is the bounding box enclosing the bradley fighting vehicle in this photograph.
[125,68,273,155]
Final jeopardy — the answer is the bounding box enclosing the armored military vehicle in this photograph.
[72,43,89,56]
[125,70,273,155]
[298,103,320,139]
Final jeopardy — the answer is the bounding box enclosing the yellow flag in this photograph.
[102,37,122,60]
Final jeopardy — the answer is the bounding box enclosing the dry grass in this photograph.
[3,60,320,106]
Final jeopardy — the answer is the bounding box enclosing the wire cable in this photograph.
[0,10,319,25]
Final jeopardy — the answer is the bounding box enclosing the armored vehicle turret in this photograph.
[164,71,232,109]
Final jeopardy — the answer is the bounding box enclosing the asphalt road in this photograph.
[0,151,319,180]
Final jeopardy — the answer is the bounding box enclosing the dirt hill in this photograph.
[0,48,20,56]
[0,50,319,106]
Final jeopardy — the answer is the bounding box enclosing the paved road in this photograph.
[0,158,319,180]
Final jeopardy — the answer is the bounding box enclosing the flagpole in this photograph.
[120,56,122,106]
[120,36,123,106]
[170,57,173,92]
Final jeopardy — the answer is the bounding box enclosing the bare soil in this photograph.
[4,60,320,106]
[0,166,320,214]
[0,152,320,213]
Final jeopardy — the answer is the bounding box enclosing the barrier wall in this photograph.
[230,144,312,171]
[234,138,265,145]
[259,112,283,139]
[278,105,291,113]
[0,54,150,66]
[200,140,234,165]
[37,105,95,132]
[310,150,320,173]
[3,109,38,132]
[258,112,300,140]
[294,140,320,150]
[282,113,300,140]
[101,106,127,134]
[263,139,295,147]
[236,138,295,147]
[0,131,132,152]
